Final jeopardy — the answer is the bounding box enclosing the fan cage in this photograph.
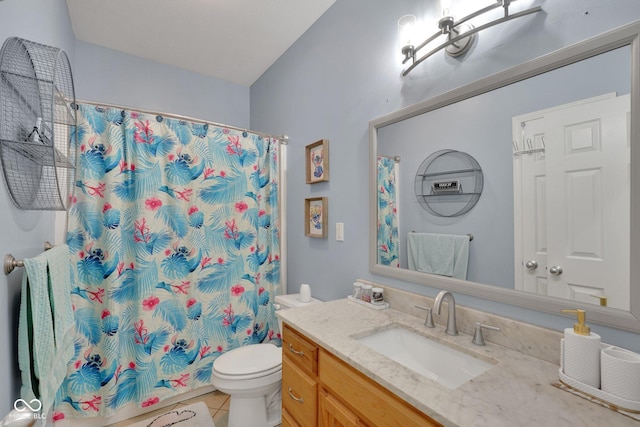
[0,37,77,211]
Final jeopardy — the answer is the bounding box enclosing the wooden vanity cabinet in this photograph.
[282,323,442,427]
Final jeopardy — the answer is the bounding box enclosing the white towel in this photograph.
[18,244,75,414]
[407,233,469,279]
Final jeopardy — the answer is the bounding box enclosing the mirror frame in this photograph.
[369,21,640,332]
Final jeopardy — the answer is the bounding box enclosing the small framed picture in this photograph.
[306,139,329,184]
[305,197,328,238]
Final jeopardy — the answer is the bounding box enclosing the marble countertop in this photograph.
[277,298,638,427]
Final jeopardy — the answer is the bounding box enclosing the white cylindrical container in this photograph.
[299,284,311,302]
[563,328,601,388]
[601,347,640,401]
[352,282,362,299]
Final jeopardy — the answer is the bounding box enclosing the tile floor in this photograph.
[107,390,230,427]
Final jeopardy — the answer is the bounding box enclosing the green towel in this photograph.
[407,233,470,280]
[18,244,75,414]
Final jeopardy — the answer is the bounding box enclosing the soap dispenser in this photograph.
[561,309,601,388]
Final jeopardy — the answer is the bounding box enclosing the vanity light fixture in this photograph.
[400,0,542,76]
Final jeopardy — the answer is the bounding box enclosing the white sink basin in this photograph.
[356,327,495,389]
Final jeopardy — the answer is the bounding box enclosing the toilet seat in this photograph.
[213,343,282,380]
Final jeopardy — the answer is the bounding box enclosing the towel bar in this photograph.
[4,241,54,275]
[410,231,474,241]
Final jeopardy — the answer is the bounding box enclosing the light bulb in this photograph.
[398,15,417,48]
[440,0,452,17]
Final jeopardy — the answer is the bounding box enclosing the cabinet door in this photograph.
[319,388,365,427]
[283,408,302,427]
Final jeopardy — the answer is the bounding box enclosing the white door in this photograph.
[544,95,630,310]
[514,117,548,295]
[513,94,630,310]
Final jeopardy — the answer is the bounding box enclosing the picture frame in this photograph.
[305,139,330,183]
[305,197,328,238]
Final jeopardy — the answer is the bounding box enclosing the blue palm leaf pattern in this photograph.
[106,109,125,126]
[166,120,193,145]
[75,307,102,346]
[153,300,187,332]
[72,202,103,240]
[155,205,188,238]
[194,362,213,383]
[80,105,107,134]
[56,106,281,419]
[239,288,258,316]
[197,255,244,293]
[66,229,85,252]
[199,172,248,205]
[106,368,137,409]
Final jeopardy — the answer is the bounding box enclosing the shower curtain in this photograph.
[377,156,399,267]
[52,104,281,420]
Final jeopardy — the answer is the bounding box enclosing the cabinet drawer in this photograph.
[319,350,442,427]
[282,356,317,427]
[283,324,318,375]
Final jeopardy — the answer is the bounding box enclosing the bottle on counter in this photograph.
[361,284,373,303]
[561,309,601,388]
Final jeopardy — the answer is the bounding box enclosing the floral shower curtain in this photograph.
[377,156,399,267]
[53,104,281,420]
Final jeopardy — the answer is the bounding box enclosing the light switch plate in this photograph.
[336,222,344,241]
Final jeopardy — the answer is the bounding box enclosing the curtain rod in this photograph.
[378,154,401,162]
[75,99,289,145]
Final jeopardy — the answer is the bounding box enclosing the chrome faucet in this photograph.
[433,290,458,335]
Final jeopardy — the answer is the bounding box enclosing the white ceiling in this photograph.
[65,0,336,87]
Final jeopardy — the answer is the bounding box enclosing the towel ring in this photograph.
[4,241,54,275]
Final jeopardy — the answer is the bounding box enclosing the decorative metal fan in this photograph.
[0,37,77,210]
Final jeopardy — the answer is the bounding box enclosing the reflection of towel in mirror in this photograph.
[18,244,75,414]
[407,233,469,279]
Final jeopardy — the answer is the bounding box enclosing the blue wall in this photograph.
[0,0,76,414]
[74,41,250,129]
[250,0,640,351]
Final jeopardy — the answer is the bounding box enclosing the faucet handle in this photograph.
[472,322,501,346]
[415,305,435,328]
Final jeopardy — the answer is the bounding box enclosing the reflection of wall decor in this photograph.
[306,139,329,183]
[414,149,483,217]
[305,197,328,238]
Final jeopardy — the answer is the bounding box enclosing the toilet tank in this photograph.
[274,293,322,332]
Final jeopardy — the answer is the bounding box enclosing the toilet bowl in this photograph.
[210,293,321,427]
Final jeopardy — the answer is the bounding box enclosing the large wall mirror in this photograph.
[369,21,640,332]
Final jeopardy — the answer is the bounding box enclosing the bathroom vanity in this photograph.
[277,291,638,426]
[282,323,438,426]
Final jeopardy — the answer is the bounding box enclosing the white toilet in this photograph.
[211,293,321,427]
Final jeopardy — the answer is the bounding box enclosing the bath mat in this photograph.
[128,401,215,427]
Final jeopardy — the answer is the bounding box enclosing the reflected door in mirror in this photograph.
[513,95,630,310]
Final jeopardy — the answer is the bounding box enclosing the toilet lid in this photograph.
[213,343,282,377]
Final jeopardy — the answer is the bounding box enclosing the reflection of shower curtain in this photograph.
[377,156,399,267]
[53,104,281,420]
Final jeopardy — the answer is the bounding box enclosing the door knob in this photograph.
[525,260,538,270]
[549,265,563,276]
